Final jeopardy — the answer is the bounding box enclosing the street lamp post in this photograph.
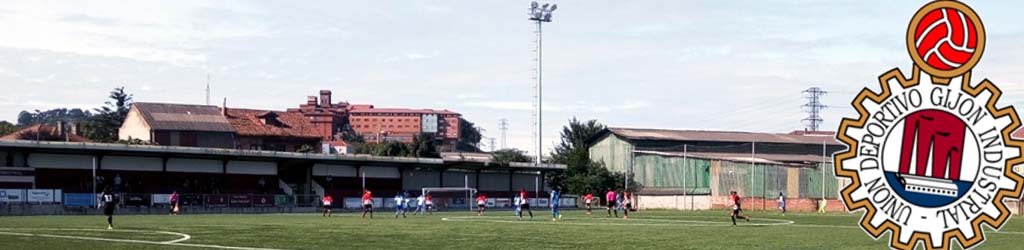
[528,2,557,166]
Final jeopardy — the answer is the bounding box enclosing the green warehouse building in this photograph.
[587,127,847,211]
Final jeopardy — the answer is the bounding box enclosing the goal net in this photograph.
[421,187,477,211]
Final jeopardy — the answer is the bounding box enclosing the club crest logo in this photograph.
[835,1,1024,249]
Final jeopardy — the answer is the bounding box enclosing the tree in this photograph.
[552,119,606,166]
[0,121,20,137]
[547,118,640,195]
[340,125,366,144]
[354,133,440,158]
[409,133,439,158]
[492,148,532,165]
[17,111,32,126]
[81,87,132,142]
[456,118,483,152]
[356,141,408,157]
[15,108,92,126]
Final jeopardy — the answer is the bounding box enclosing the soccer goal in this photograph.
[421,187,477,211]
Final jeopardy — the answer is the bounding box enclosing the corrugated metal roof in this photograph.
[133,102,235,132]
[0,140,566,171]
[635,150,829,166]
[605,127,841,146]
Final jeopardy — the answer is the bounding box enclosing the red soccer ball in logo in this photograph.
[912,7,978,71]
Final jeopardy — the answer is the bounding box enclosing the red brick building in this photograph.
[288,90,462,150]
[287,90,349,143]
[347,105,460,146]
[117,90,464,153]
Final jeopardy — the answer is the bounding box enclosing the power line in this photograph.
[698,98,795,124]
[734,113,804,132]
[498,118,509,149]
[802,87,828,132]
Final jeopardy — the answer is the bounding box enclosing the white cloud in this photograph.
[456,93,487,100]
[60,14,119,26]
[618,101,651,110]
[463,101,533,111]
[0,1,269,67]
[1,0,1022,157]
[380,51,442,63]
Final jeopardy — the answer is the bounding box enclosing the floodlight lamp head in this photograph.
[531,1,538,8]
[541,3,549,10]
[549,4,557,12]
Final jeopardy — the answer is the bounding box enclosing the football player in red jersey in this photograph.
[361,190,373,219]
[476,194,488,216]
[322,195,334,217]
[730,191,750,226]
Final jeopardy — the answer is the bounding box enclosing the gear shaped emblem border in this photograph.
[834,1,1024,249]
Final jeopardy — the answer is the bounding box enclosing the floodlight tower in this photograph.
[528,1,556,165]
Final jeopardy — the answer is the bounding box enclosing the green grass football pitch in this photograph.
[2,210,1024,249]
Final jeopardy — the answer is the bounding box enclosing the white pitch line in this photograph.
[441,216,793,227]
[442,216,1024,236]
[774,222,1024,236]
[162,230,192,244]
[161,242,285,250]
[991,231,1024,235]
[0,228,282,250]
[0,228,191,244]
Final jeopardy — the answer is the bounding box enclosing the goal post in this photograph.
[421,187,477,212]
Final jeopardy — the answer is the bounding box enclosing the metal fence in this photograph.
[717,161,839,199]
[633,154,712,195]
[632,152,841,200]
[20,193,324,208]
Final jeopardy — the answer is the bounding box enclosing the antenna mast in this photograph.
[206,73,211,105]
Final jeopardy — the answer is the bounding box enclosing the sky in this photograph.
[0,0,1022,157]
